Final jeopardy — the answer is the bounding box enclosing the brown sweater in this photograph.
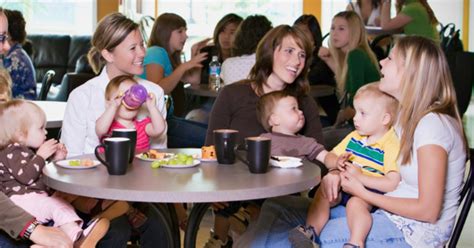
[260,132,325,161]
[0,143,47,197]
[205,82,324,146]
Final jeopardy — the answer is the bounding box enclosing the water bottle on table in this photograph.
[208,55,221,91]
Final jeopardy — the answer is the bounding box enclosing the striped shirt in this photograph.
[332,128,399,177]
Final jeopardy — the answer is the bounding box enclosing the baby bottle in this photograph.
[122,84,148,109]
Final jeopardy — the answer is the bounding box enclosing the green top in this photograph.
[400,0,439,41]
[345,48,380,106]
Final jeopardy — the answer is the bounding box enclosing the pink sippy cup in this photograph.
[122,84,148,109]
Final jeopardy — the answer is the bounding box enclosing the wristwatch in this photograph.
[23,220,40,240]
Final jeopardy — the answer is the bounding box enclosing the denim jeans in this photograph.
[167,115,207,148]
[96,204,169,248]
[0,231,28,248]
[235,195,410,248]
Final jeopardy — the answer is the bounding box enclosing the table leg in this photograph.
[184,203,211,248]
[149,203,176,248]
[166,203,181,247]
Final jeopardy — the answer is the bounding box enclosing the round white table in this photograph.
[43,148,321,248]
[31,100,67,128]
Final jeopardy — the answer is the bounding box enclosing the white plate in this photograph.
[270,156,303,168]
[55,159,100,169]
[159,159,200,168]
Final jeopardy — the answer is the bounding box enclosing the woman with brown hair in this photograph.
[140,13,208,148]
[199,13,243,84]
[204,24,324,247]
[220,14,273,85]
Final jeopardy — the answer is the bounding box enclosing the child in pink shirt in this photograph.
[96,74,166,151]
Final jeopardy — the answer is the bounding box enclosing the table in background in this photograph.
[184,83,335,99]
[31,100,67,128]
[43,148,321,248]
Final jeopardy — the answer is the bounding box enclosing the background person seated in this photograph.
[3,9,36,100]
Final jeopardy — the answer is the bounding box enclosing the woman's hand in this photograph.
[318,47,331,61]
[340,171,367,197]
[191,38,212,57]
[182,52,207,71]
[320,170,341,203]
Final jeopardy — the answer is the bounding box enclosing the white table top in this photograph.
[43,149,321,203]
[31,100,67,129]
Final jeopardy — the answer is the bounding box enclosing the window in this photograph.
[2,0,95,35]
[156,0,303,59]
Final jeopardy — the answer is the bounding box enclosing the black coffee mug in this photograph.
[237,136,271,174]
[112,128,137,163]
[95,137,131,175]
[213,129,238,164]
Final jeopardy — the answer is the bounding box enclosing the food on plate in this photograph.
[201,145,216,160]
[149,153,194,169]
[68,159,94,167]
[141,149,171,159]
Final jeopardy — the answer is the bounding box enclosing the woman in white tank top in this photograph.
[347,0,382,26]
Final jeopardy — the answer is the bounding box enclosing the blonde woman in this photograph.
[318,11,380,126]
[61,12,169,247]
[236,36,467,248]
[380,0,439,41]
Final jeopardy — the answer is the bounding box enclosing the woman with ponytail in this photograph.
[61,13,169,247]
[380,0,439,41]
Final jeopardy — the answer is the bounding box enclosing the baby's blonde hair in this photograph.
[0,68,12,102]
[105,75,138,100]
[354,82,398,126]
[0,100,45,148]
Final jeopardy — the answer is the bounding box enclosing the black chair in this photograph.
[37,70,55,100]
[448,148,473,248]
[370,34,394,61]
[51,72,95,101]
[446,51,474,117]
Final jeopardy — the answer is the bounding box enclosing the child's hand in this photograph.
[145,93,157,109]
[52,143,68,161]
[345,162,362,177]
[36,139,59,160]
[112,93,123,108]
[318,47,331,60]
[336,152,351,171]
